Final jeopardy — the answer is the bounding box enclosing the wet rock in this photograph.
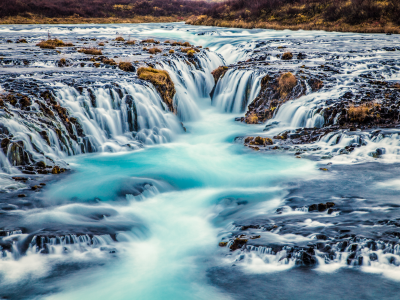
[369,253,378,261]
[37,161,46,168]
[8,142,30,166]
[296,248,317,265]
[230,238,248,251]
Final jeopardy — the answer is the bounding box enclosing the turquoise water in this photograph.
[41,107,315,299]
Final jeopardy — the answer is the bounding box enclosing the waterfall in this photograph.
[0,50,224,173]
[212,69,263,113]
[159,51,224,121]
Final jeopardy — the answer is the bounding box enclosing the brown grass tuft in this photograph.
[187,49,196,57]
[137,67,176,112]
[78,47,102,55]
[246,113,259,124]
[281,52,293,60]
[118,61,134,72]
[115,36,125,41]
[278,72,297,97]
[36,39,74,49]
[169,49,175,54]
[142,39,159,44]
[348,104,370,123]
[148,47,162,54]
[102,57,116,65]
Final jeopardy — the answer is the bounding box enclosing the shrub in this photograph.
[278,72,297,97]
[182,41,191,47]
[281,52,293,60]
[118,61,134,72]
[36,39,73,49]
[148,47,162,54]
[78,47,102,55]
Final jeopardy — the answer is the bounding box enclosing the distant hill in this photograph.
[187,0,400,33]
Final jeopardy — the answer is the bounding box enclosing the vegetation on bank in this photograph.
[187,0,400,33]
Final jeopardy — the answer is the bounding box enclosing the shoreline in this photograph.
[185,16,400,34]
[0,15,184,25]
[0,16,397,34]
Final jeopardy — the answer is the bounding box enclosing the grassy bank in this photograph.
[0,15,183,25]
[186,0,400,34]
[186,15,400,34]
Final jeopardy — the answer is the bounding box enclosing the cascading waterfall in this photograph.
[212,69,263,113]
[55,82,183,151]
[0,51,224,173]
[159,51,224,121]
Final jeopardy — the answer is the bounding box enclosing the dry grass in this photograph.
[281,52,293,60]
[115,36,125,41]
[187,49,196,57]
[102,57,116,65]
[36,38,73,49]
[348,104,370,122]
[278,72,297,97]
[137,67,176,112]
[169,49,175,54]
[98,42,105,46]
[148,47,162,54]
[125,40,136,45]
[78,47,102,55]
[118,61,134,72]
[142,39,158,44]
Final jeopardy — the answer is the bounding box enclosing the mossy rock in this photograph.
[137,67,176,113]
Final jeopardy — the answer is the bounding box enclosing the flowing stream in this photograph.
[1,23,400,299]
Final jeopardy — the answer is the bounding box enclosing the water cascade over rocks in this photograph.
[1,23,400,300]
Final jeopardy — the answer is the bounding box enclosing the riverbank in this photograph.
[186,15,400,34]
[0,15,183,25]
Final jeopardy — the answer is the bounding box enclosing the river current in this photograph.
[1,23,400,299]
